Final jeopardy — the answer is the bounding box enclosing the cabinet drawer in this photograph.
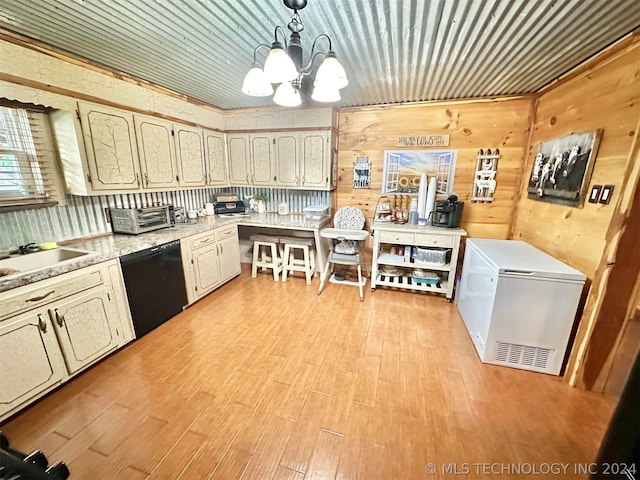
[414,233,454,248]
[216,227,236,240]
[0,269,107,322]
[190,232,217,250]
[378,231,414,244]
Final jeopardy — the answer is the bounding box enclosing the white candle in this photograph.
[425,176,437,221]
[417,173,427,218]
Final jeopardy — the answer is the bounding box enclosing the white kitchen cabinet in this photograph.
[175,125,206,187]
[217,226,242,282]
[227,134,251,185]
[77,102,142,191]
[50,287,120,374]
[181,226,241,304]
[134,115,179,189]
[0,309,68,420]
[204,129,227,186]
[370,224,466,301]
[275,133,299,187]
[300,131,331,189]
[249,134,275,186]
[228,134,275,187]
[0,259,134,421]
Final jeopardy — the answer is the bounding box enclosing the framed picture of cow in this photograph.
[527,129,602,207]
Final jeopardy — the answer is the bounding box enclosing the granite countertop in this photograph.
[0,212,330,293]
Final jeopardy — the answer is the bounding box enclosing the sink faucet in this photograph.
[19,243,40,254]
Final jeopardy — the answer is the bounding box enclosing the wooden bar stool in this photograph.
[250,234,283,281]
[280,236,316,285]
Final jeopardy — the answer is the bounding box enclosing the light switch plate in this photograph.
[599,185,614,204]
[588,185,602,204]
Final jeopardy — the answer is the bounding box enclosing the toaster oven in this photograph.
[109,205,175,234]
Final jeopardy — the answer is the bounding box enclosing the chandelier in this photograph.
[241,0,348,107]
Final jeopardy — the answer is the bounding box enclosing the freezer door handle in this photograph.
[501,269,537,276]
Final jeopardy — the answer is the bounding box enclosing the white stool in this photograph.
[280,236,316,285]
[250,234,283,281]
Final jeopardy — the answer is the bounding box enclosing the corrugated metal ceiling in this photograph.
[1,0,639,110]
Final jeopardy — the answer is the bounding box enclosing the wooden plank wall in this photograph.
[511,39,640,277]
[336,97,533,245]
[511,35,640,389]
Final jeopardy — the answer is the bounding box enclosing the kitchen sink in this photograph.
[0,247,98,278]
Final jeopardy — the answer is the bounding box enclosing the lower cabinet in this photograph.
[0,259,134,421]
[49,286,120,374]
[182,225,241,304]
[0,309,68,419]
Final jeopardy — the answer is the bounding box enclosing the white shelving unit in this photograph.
[370,223,467,301]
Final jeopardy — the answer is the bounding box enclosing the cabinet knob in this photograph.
[38,314,47,333]
[54,308,65,327]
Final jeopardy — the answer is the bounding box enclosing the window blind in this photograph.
[0,104,60,208]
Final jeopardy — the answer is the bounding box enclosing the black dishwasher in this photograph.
[119,239,188,338]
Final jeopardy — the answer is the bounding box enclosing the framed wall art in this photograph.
[527,129,602,207]
[382,149,457,195]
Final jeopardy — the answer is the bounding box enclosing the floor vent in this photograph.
[495,342,553,370]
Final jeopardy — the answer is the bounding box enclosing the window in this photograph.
[0,101,61,209]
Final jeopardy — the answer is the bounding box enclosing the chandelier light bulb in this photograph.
[263,42,298,84]
[273,82,302,107]
[241,64,274,96]
[311,83,341,103]
[315,51,349,90]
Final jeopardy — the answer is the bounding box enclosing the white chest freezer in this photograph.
[456,239,586,375]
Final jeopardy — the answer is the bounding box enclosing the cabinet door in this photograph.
[0,310,67,419]
[175,126,206,187]
[134,116,178,189]
[275,133,299,187]
[217,229,241,282]
[204,130,227,186]
[249,134,275,185]
[192,244,222,300]
[78,102,141,191]
[227,135,250,185]
[300,132,330,189]
[50,287,119,374]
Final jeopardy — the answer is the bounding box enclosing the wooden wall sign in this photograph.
[397,134,450,147]
[527,129,602,208]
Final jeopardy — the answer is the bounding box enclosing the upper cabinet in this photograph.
[300,131,332,189]
[227,133,275,187]
[228,130,335,190]
[54,102,336,194]
[204,129,227,187]
[77,102,142,191]
[275,133,299,188]
[134,115,178,189]
[175,125,206,188]
[53,102,226,195]
[249,134,275,186]
[227,134,250,185]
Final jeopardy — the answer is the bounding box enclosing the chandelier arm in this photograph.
[252,43,272,63]
[300,51,326,75]
[310,33,333,54]
[274,25,289,49]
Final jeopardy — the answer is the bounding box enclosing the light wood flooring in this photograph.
[1,267,617,479]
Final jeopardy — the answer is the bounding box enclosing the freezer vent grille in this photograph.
[495,342,553,370]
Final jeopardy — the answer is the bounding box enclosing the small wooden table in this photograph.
[370,223,467,301]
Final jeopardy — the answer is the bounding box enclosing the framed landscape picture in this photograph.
[382,149,456,195]
[527,129,602,207]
